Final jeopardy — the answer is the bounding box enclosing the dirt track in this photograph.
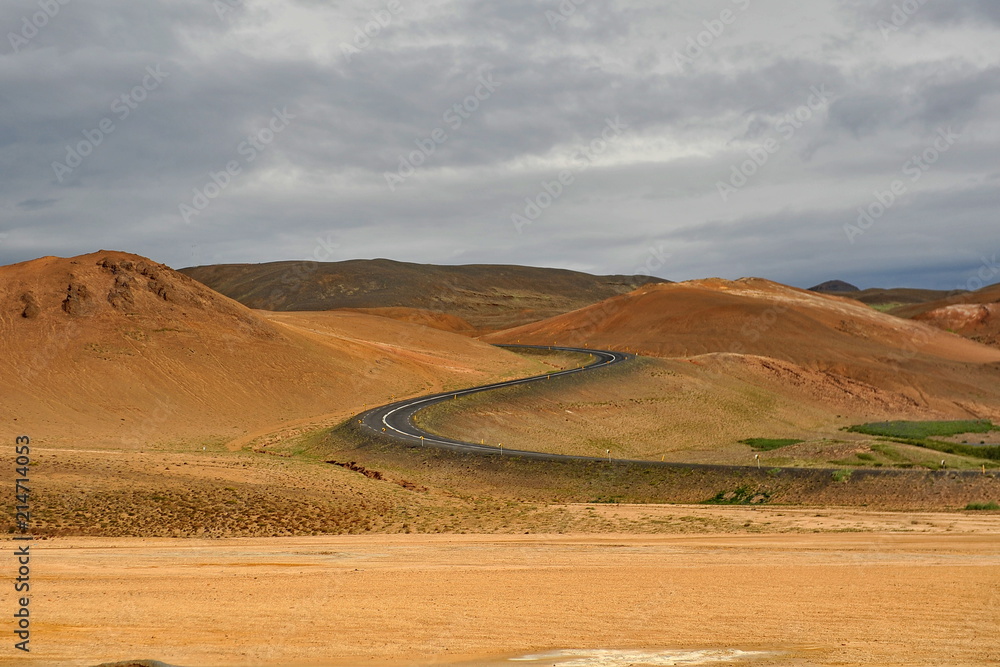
[6,507,999,667]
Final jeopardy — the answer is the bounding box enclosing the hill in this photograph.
[485,278,1000,418]
[178,258,667,332]
[852,287,959,307]
[809,280,957,309]
[891,283,1000,348]
[337,306,477,334]
[0,251,550,449]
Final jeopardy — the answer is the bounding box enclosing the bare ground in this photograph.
[5,519,999,667]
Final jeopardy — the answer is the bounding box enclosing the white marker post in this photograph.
[755,454,760,469]
[607,449,611,464]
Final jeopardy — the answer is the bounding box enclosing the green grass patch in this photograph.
[847,420,1000,462]
[847,420,995,439]
[739,438,803,451]
[965,502,1000,511]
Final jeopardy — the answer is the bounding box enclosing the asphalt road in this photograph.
[358,344,633,462]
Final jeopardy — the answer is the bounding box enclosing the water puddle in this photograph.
[506,648,774,666]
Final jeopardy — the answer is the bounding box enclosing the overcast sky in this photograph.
[1,0,998,290]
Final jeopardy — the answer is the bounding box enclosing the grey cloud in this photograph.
[0,0,996,293]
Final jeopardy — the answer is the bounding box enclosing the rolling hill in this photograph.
[0,251,551,449]
[809,280,958,308]
[179,258,667,332]
[485,278,1000,418]
[891,282,1000,348]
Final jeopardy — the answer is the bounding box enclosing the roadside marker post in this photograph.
[755,454,760,469]
[607,449,611,464]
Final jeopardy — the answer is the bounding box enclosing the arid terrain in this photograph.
[892,283,1000,349]
[0,251,560,451]
[3,252,999,667]
[4,521,999,667]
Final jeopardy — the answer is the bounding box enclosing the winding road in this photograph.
[354,344,996,479]
[357,345,633,462]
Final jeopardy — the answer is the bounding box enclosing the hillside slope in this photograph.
[892,283,1000,349]
[0,251,547,449]
[179,258,667,332]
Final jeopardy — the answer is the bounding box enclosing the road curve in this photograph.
[357,345,633,462]
[353,344,997,477]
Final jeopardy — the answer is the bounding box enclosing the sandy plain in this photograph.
[4,506,999,667]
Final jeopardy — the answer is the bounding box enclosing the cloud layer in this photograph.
[1,0,997,289]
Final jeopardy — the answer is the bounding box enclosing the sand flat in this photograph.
[6,512,1000,667]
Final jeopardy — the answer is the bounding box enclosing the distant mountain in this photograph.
[179,259,668,332]
[852,287,960,307]
[808,280,859,293]
[810,281,960,308]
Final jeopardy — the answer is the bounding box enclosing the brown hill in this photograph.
[852,287,958,307]
[0,251,549,449]
[178,258,667,332]
[485,278,1000,418]
[891,283,1000,348]
[809,281,958,308]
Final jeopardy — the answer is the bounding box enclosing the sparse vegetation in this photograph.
[703,486,771,505]
[832,469,852,483]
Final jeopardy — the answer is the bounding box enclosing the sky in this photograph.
[1,0,999,290]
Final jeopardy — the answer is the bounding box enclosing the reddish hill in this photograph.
[891,283,1000,349]
[486,278,1000,418]
[0,252,546,449]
